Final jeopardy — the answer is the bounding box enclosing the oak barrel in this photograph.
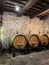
[13,35,27,50]
[29,34,39,48]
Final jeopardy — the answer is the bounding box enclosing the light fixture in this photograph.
[15,6,21,12]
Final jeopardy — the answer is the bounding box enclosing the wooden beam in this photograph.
[31,5,49,18]
[10,0,28,2]
[37,9,49,16]
[40,0,49,4]
[4,5,18,14]
[26,9,37,12]
[18,0,39,16]
[33,5,43,9]
[31,7,40,10]
[37,0,49,6]
[29,0,49,18]
[32,6,42,10]
[4,5,15,12]
[11,1,25,5]
[5,3,23,8]
[5,4,14,9]
[6,0,24,7]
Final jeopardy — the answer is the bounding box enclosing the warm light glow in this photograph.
[15,6,20,12]
[0,26,4,41]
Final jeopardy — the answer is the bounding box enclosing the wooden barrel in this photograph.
[13,35,27,49]
[29,35,39,48]
[41,34,49,45]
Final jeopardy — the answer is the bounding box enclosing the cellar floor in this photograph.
[0,54,12,65]
[0,50,49,65]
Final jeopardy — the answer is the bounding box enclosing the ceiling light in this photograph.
[15,6,20,12]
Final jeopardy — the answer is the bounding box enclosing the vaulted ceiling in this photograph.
[0,0,49,19]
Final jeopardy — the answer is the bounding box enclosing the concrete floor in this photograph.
[0,54,12,65]
[0,50,49,65]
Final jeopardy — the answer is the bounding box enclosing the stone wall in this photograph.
[1,12,49,45]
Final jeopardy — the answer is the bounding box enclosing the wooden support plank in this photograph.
[30,5,49,18]
[0,14,3,26]
[37,9,49,16]
[6,0,24,7]
[0,0,6,14]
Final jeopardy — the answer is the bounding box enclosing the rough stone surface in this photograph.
[0,54,12,65]
[0,50,49,65]
[9,50,49,65]
[2,12,49,44]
